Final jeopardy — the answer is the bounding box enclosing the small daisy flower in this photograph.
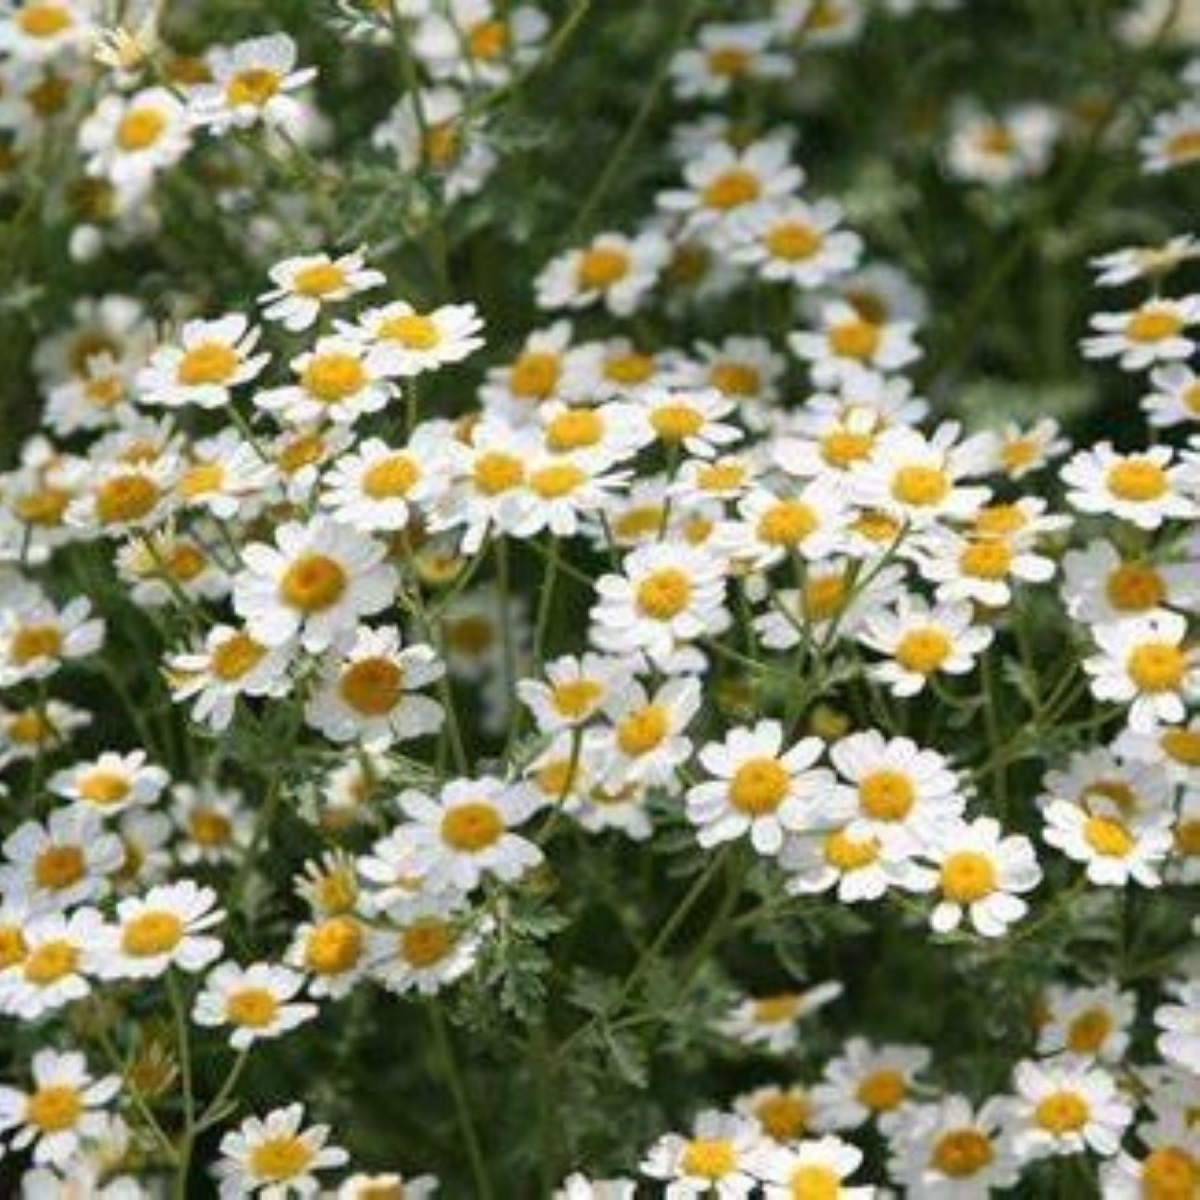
[1092,235,1200,286]
[590,541,728,663]
[233,518,397,652]
[96,880,224,979]
[0,2,93,61]
[1140,101,1200,173]
[1061,539,1200,624]
[167,624,293,732]
[757,1135,872,1200]
[480,320,576,419]
[777,0,867,45]
[517,653,633,734]
[66,454,178,533]
[945,104,1059,185]
[258,335,394,427]
[594,675,702,787]
[175,431,276,519]
[189,33,317,133]
[509,451,631,539]
[78,84,190,196]
[287,914,373,999]
[718,983,843,1052]
[305,625,444,747]
[49,749,169,816]
[117,530,229,609]
[319,430,445,533]
[259,248,385,333]
[1144,363,1200,427]
[138,314,269,409]
[729,197,862,288]
[638,385,742,460]
[1083,296,1200,371]
[915,528,1056,609]
[687,720,833,855]
[414,0,548,87]
[906,817,1042,938]
[887,1095,1019,1196]
[782,818,911,903]
[658,137,804,235]
[216,1104,348,1198]
[0,806,124,911]
[859,596,994,697]
[791,300,921,386]
[368,893,482,996]
[398,776,544,893]
[1063,443,1195,529]
[0,593,104,686]
[537,398,652,467]
[669,22,789,100]
[811,1038,931,1131]
[173,783,254,867]
[1037,982,1136,1063]
[1103,1134,1200,1200]
[0,906,105,1020]
[734,1085,815,1144]
[193,961,317,1050]
[718,481,853,570]
[0,700,91,769]
[354,299,485,376]
[1009,1059,1132,1160]
[536,230,670,317]
[640,1109,764,1198]
[830,731,965,853]
[0,1050,119,1168]
[983,417,1070,480]
[1084,611,1198,732]
[1042,796,1174,887]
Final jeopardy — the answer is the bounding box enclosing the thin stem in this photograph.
[427,1004,493,1200]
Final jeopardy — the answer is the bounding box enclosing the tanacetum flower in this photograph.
[193,961,317,1050]
[215,1104,348,1197]
[640,1109,764,1197]
[95,879,224,979]
[1009,1059,1132,1160]
[189,34,317,133]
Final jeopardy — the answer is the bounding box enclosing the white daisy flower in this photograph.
[176,430,277,519]
[340,1173,440,1200]
[1061,539,1200,623]
[305,625,445,747]
[915,528,1056,609]
[593,675,702,787]
[640,1109,764,1198]
[728,196,863,288]
[1102,1134,1200,1200]
[233,518,397,652]
[517,653,633,734]
[1144,363,1200,427]
[257,334,394,427]
[717,983,843,1052]
[811,1038,931,1131]
[669,22,789,100]
[1140,101,1200,173]
[1092,236,1200,287]
[1063,443,1196,529]
[318,430,445,533]
[782,818,913,903]
[1083,296,1200,371]
[537,398,653,468]
[414,0,548,86]
[49,749,169,816]
[354,298,485,376]
[397,776,544,893]
[982,417,1070,479]
[687,720,833,855]
[287,914,374,1000]
[1009,1059,1132,1160]
[95,879,224,979]
[173,783,254,867]
[0,1050,119,1168]
[0,700,91,770]
[717,480,854,570]
[215,1104,348,1198]
[509,451,631,539]
[0,3,93,62]
[1084,611,1198,732]
[733,1084,815,1145]
[536,230,670,318]
[0,906,104,1019]
[906,817,1042,938]
[193,961,317,1050]
[368,893,482,996]
[0,593,104,686]
[1041,796,1174,887]
[189,33,318,133]
[791,300,921,386]
[65,454,178,533]
[945,104,1059,185]
[638,385,742,460]
[0,806,123,910]
[259,248,385,333]
[78,85,190,196]
[137,313,269,409]
[1037,981,1136,1063]
[480,320,576,420]
[757,1134,872,1200]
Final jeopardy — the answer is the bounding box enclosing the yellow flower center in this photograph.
[339,657,404,716]
[545,409,603,451]
[530,463,586,499]
[764,218,823,261]
[1107,459,1169,501]
[509,351,560,400]
[729,757,791,815]
[211,632,268,681]
[292,262,346,297]
[23,939,78,985]
[707,45,752,77]
[15,486,70,527]
[702,168,761,210]
[96,474,159,525]
[9,710,52,744]
[758,499,819,546]
[894,628,952,675]
[19,5,72,37]
[1035,1090,1090,1134]
[931,1128,994,1178]
[824,829,880,870]
[787,1164,841,1199]
[551,678,603,719]
[1142,1146,1198,1200]
[249,1135,316,1182]
[856,1068,907,1111]
[613,505,664,541]
[78,768,131,807]
[858,770,915,821]
[363,454,420,499]
[752,993,802,1024]
[1166,128,1200,163]
[121,910,184,957]
[10,624,62,665]
[697,461,747,492]
[226,987,279,1028]
[636,568,693,620]
[1127,641,1185,692]
[1106,563,1165,612]
[177,341,239,386]
[424,121,459,168]
[960,539,1013,580]
[755,1091,810,1141]
[180,462,225,500]
[0,925,28,969]
[577,246,630,290]
[279,553,348,613]
[378,312,440,350]
[226,67,283,110]
[804,574,847,622]
[189,808,233,847]
[680,1137,736,1180]
[25,1086,81,1133]
[891,464,949,507]
[441,802,505,852]
[278,432,326,474]
[1067,1007,1113,1054]
[1001,438,1039,472]
[305,917,363,974]
[616,704,669,755]
[940,851,998,903]
[117,108,167,153]
[650,402,705,442]
[1125,309,1184,343]
[1162,728,1200,766]
[830,316,882,360]
[709,362,761,397]
[821,429,873,467]
[467,18,507,59]
[1084,815,1135,858]
[400,919,455,967]
[605,351,655,384]
[445,615,495,655]
[1174,819,1200,857]
[34,845,85,891]
[302,352,367,404]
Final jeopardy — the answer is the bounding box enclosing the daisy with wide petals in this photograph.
[95,879,224,979]
[0,806,123,911]
[640,1109,764,1198]
[1062,443,1195,529]
[888,1095,1019,1196]
[1082,296,1200,371]
[1009,1059,1132,1160]
[0,593,103,686]
[811,1038,931,1132]
[593,675,702,787]
[0,906,105,1019]
[189,33,317,133]
[718,983,843,1052]
[259,248,385,333]
[536,229,670,317]
[49,749,169,816]
[757,1135,873,1200]
[354,299,485,376]
[138,314,269,409]
[791,300,920,386]
[730,197,862,288]
[1041,795,1174,887]
[215,1104,348,1198]
[193,961,317,1050]
[257,335,394,427]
